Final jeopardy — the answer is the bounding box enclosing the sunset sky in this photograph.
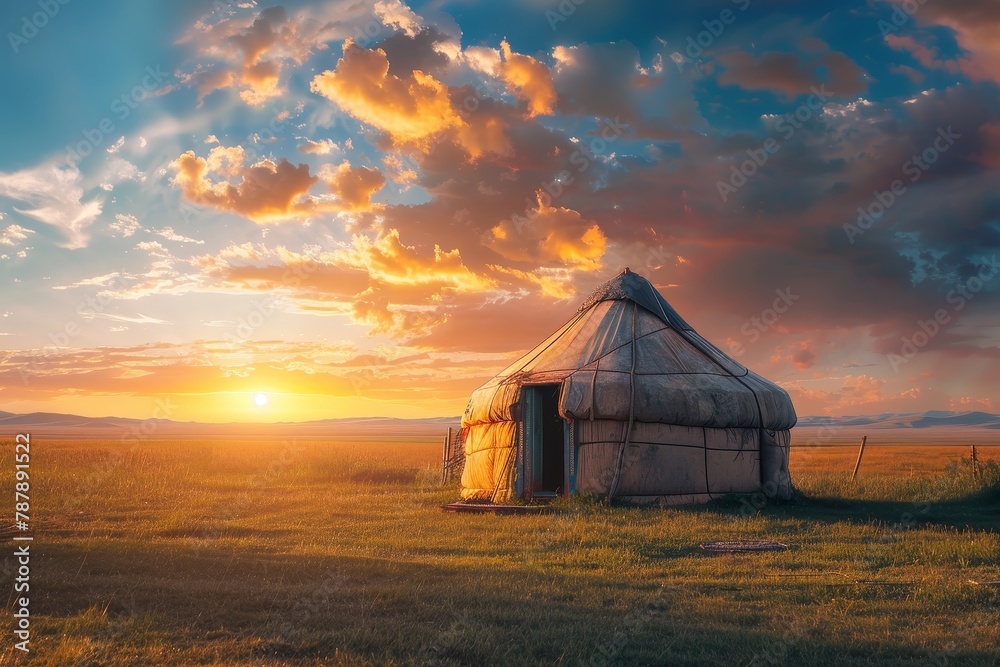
[1,0,998,422]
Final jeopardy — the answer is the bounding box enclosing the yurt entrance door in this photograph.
[522,384,567,498]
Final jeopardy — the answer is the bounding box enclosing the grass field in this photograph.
[1,437,999,666]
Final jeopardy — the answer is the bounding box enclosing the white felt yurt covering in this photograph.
[460,268,796,504]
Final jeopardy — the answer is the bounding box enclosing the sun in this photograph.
[254,393,269,407]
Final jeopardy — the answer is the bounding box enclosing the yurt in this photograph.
[460,268,796,505]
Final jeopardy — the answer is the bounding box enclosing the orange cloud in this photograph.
[498,40,557,117]
[340,229,495,294]
[884,35,940,70]
[373,0,424,37]
[323,161,386,211]
[789,340,818,370]
[191,242,371,302]
[179,67,237,105]
[204,145,246,177]
[487,192,606,269]
[454,105,513,158]
[382,154,419,184]
[297,139,340,155]
[406,291,573,353]
[913,1,1000,84]
[170,146,320,222]
[351,292,445,338]
[717,50,867,98]
[950,396,995,411]
[178,5,335,105]
[883,34,989,81]
[63,218,575,346]
[487,265,575,299]
[187,229,496,340]
[240,59,282,105]
[840,374,884,406]
[972,122,1000,168]
[311,41,462,146]
[310,41,510,158]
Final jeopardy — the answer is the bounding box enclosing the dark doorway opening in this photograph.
[525,384,565,496]
[539,385,564,493]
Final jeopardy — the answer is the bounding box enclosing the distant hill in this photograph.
[796,411,1000,429]
[2,409,998,442]
[0,411,462,440]
[793,410,1000,446]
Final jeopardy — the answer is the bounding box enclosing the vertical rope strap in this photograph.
[733,375,766,485]
[702,427,713,500]
[607,302,638,500]
[491,444,517,504]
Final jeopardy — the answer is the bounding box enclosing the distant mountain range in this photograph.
[1,409,998,440]
[795,411,1000,429]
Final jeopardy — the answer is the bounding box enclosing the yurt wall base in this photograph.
[574,420,764,499]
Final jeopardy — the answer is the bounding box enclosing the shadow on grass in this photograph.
[28,539,1000,667]
[684,482,1000,532]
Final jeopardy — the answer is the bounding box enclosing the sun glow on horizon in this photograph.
[254,393,269,407]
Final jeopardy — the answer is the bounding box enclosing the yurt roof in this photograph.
[577,267,692,331]
[462,268,797,431]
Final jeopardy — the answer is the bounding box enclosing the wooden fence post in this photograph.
[442,431,448,485]
[442,427,456,484]
[851,435,868,482]
[971,444,980,480]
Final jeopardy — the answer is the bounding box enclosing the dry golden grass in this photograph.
[0,436,997,666]
[791,444,1000,477]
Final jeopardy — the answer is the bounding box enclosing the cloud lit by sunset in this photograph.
[1,0,998,422]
